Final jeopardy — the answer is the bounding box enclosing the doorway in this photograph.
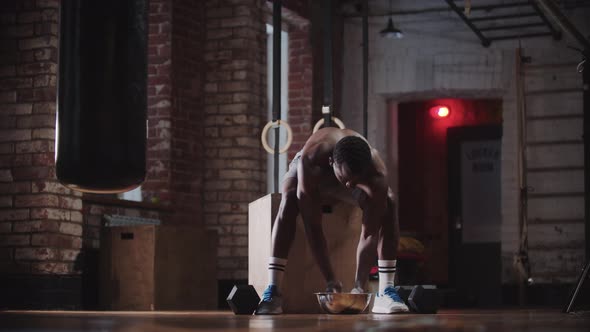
[397,98,503,293]
[448,125,502,307]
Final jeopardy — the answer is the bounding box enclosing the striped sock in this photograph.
[378,259,396,294]
[268,257,288,289]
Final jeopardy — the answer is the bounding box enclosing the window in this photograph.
[266,24,289,193]
[118,186,142,202]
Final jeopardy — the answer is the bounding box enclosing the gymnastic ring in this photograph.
[261,120,293,154]
[312,116,345,133]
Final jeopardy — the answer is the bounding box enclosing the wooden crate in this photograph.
[249,193,363,313]
[100,225,217,310]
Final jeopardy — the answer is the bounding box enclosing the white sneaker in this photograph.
[372,286,410,314]
[255,285,283,315]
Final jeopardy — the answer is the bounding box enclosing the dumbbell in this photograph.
[226,284,260,315]
[394,285,440,314]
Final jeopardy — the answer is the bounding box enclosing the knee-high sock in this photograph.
[378,259,396,293]
[268,257,288,289]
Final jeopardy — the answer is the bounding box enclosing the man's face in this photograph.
[330,158,360,189]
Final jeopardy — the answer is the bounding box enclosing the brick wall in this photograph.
[287,23,313,159]
[204,0,267,280]
[0,0,85,309]
[143,0,206,226]
[143,0,173,205]
[0,0,312,307]
[0,0,209,309]
[169,0,206,225]
[0,0,83,275]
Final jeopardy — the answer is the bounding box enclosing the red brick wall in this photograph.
[287,23,313,160]
[0,0,84,276]
[204,0,267,280]
[143,0,206,226]
[169,0,206,225]
[0,0,210,308]
[143,0,173,205]
[0,0,313,303]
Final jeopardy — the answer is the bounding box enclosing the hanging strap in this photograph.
[362,0,368,138]
[272,0,282,193]
[322,0,333,127]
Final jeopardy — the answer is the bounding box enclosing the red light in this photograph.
[430,105,450,118]
[437,106,449,117]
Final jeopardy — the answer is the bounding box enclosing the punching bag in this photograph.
[56,0,148,193]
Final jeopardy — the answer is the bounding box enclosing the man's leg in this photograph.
[372,191,409,313]
[271,177,299,258]
[255,177,299,315]
[377,190,400,260]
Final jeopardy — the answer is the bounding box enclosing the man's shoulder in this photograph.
[299,154,324,178]
[368,174,389,195]
[301,142,333,164]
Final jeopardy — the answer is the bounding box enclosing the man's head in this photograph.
[330,136,372,188]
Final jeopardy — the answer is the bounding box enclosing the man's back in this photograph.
[300,127,362,169]
[297,127,388,198]
[296,128,361,196]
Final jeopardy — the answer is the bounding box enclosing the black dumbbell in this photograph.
[394,285,414,303]
[395,285,440,314]
[408,285,440,314]
[226,285,260,315]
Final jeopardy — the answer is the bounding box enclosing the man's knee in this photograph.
[283,188,297,201]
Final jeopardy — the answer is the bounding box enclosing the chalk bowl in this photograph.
[315,292,372,314]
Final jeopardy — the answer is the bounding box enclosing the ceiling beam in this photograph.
[444,0,491,47]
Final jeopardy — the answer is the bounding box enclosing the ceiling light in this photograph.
[380,0,403,39]
[380,17,403,39]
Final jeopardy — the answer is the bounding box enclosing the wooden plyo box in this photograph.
[100,225,218,310]
[248,193,363,313]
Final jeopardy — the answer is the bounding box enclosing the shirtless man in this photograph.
[255,127,409,314]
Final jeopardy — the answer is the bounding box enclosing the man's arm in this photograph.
[297,156,341,292]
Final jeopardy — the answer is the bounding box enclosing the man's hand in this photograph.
[350,287,365,294]
[326,280,343,293]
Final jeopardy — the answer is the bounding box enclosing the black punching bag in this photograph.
[56,0,148,193]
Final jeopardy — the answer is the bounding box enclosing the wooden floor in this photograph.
[0,309,589,331]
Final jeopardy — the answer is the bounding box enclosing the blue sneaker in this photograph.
[255,285,283,315]
[372,286,409,314]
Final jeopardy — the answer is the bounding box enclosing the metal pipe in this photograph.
[529,1,561,40]
[272,0,281,193]
[515,47,531,306]
[535,0,590,49]
[584,51,590,259]
[467,1,531,11]
[444,0,490,47]
[344,2,531,18]
[564,260,590,312]
[362,0,368,139]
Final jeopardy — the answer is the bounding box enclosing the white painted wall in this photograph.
[341,4,590,283]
